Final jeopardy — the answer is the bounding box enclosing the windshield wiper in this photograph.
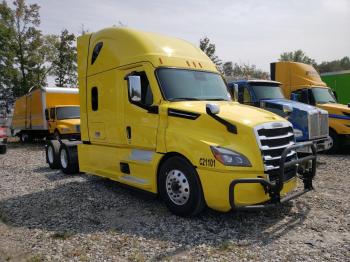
[168,97,200,101]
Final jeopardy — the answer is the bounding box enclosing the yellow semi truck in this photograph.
[46,28,317,216]
[12,87,81,141]
[271,62,350,153]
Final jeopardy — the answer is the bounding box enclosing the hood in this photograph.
[261,98,321,113]
[57,118,80,126]
[317,103,350,117]
[166,101,286,127]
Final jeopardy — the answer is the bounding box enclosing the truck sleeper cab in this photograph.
[271,62,350,153]
[46,28,317,216]
[228,80,331,153]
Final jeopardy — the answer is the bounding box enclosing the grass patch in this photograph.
[26,254,43,262]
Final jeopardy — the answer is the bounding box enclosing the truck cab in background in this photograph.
[271,61,350,153]
[45,105,81,139]
[227,80,331,153]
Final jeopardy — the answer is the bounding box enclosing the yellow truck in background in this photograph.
[271,61,350,153]
[11,87,81,142]
[46,28,317,216]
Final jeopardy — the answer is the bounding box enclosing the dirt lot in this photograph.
[0,142,349,261]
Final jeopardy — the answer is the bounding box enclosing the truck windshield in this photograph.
[156,68,230,101]
[311,87,337,104]
[251,85,285,100]
[56,106,80,120]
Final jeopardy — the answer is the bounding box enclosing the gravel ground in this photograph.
[0,142,349,262]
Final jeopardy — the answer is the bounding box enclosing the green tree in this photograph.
[279,49,317,67]
[199,36,222,68]
[49,29,77,87]
[223,62,269,80]
[317,56,350,73]
[12,0,50,96]
[0,1,17,104]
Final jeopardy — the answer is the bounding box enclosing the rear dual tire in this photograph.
[45,140,79,174]
[59,144,79,174]
[46,140,60,169]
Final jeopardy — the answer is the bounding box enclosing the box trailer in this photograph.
[321,70,350,105]
[11,87,80,141]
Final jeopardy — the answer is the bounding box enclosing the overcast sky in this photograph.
[25,0,349,72]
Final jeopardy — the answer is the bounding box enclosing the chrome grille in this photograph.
[254,122,297,182]
[308,111,329,139]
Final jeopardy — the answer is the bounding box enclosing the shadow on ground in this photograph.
[0,170,311,253]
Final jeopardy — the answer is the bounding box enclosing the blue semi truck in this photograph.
[227,80,332,152]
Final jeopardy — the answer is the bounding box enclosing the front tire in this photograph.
[159,156,205,217]
[326,130,340,154]
[45,140,60,169]
[0,145,6,154]
[59,144,79,174]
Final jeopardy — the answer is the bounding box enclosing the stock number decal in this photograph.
[199,158,215,167]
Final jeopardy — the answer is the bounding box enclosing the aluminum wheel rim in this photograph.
[60,149,68,169]
[47,146,54,164]
[166,169,190,206]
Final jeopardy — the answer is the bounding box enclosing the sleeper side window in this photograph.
[91,87,98,111]
[91,42,103,65]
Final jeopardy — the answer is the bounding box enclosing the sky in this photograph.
[24,0,350,73]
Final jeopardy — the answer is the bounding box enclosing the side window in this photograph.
[91,87,98,111]
[243,87,252,103]
[91,42,103,65]
[50,108,55,119]
[128,71,153,107]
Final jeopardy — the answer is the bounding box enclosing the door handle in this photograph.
[126,126,131,139]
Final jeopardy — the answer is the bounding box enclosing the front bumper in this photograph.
[297,136,332,153]
[229,142,316,210]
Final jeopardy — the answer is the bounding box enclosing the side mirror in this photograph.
[291,93,300,102]
[127,75,142,102]
[45,109,49,120]
[300,90,310,104]
[237,86,244,104]
[232,84,239,102]
[332,90,338,101]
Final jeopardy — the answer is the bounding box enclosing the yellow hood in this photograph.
[317,103,350,115]
[166,101,285,127]
[57,118,80,126]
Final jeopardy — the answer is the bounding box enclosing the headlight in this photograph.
[283,105,293,114]
[210,146,251,167]
[293,128,303,138]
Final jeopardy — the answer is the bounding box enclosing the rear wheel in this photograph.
[19,132,32,143]
[45,140,60,169]
[59,144,79,174]
[326,130,340,154]
[159,156,205,217]
[0,145,6,154]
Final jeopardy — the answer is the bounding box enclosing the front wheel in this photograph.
[325,130,340,154]
[159,156,205,217]
[0,145,6,154]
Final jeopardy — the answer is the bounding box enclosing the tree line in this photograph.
[200,37,350,80]
[0,0,77,109]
